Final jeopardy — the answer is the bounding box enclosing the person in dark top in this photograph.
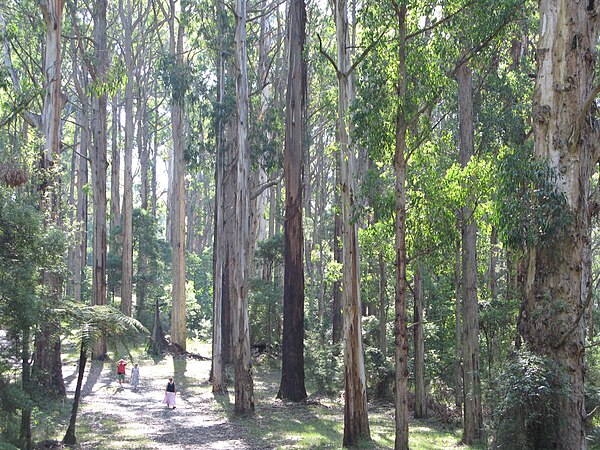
[163,377,176,409]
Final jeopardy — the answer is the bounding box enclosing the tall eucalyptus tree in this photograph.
[278,0,307,403]
[333,0,370,444]
[232,0,254,414]
[31,0,67,395]
[516,1,600,447]
[86,0,110,360]
[168,0,187,350]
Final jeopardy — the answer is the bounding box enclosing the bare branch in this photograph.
[317,33,340,75]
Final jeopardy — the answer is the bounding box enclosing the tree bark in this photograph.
[378,252,387,357]
[454,236,463,409]
[169,0,187,350]
[393,4,409,449]
[62,341,87,445]
[456,61,483,445]
[278,0,307,403]
[91,0,109,360]
[212,2,227,392]
[232,0,254,414]
[33,0,66,395]
[516,2,600,448]
[19,327,32,450]
[109,95,121,248]
[335,0,370,445]
[119,0,134,317]
[413,263,426,419]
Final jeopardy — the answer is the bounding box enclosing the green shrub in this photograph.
[304,332,342,394]
[492,349,569,450]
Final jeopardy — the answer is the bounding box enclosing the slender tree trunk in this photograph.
[74,111,88,305]
[515,2,599,448]
[91,0,109,359]
[169,0,187,350]
[454,236,463,408]
[136,89,149,320]
[414,263,426,418]
[332,204,343,345]
[33,0,66,395]
[62,342,87,445]
[232,0,254,414]
[120,0,134,317]
[110,95,121,245]
[278,0,307,402]
[71,30,89,308]
[378,252,387,357]
[456,61,483,445]
[489,226,499,368]
[393,4,409,449]
[19,327,32,450]
[335,0,370,445]
[212,5,227,391]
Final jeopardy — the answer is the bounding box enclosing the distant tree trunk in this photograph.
[91,0,109,359]
[335,0,370,445]
[33,0,66,396]
[413,264,426,418]
[378,252,387,357]
[212,135,227,394]
[393,4,409,449]
[248,0,272,276]
[151,91,158,217]
[212,4,227,391]
[136,89,149,320]
[169,0,187,350]
[515,1,600,448]
[71,36,90,308]
[454,236,463,408]
[109,95,121,245]
[19,328,32,450]
[278,0,307,403]
[232,0,254,414]
[332,203,343,345]
[119,0,134,317]
[73,111,88,305]
[488,226,499,369]
[456,61,483,445]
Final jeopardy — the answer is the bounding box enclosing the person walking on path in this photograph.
[131,363,140,390]
[163,377,176,409]
[117,359,127,386]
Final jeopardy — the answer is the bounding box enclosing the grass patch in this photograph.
[215,363,478,449]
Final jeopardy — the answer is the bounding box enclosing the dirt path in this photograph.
[64,354,272,449]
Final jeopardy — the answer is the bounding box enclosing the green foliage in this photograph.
[496,145,572,250]
[187,249,213,339]
[304,331,343,394]
[132,208,171,328]
[249,234,284,344]
[492,349,570,450]
[158,53,193,102]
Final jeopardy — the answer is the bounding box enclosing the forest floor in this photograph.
[45,344,476,450]
[59,347,270,449]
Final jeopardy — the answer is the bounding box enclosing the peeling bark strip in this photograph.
[517,1,600,448]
